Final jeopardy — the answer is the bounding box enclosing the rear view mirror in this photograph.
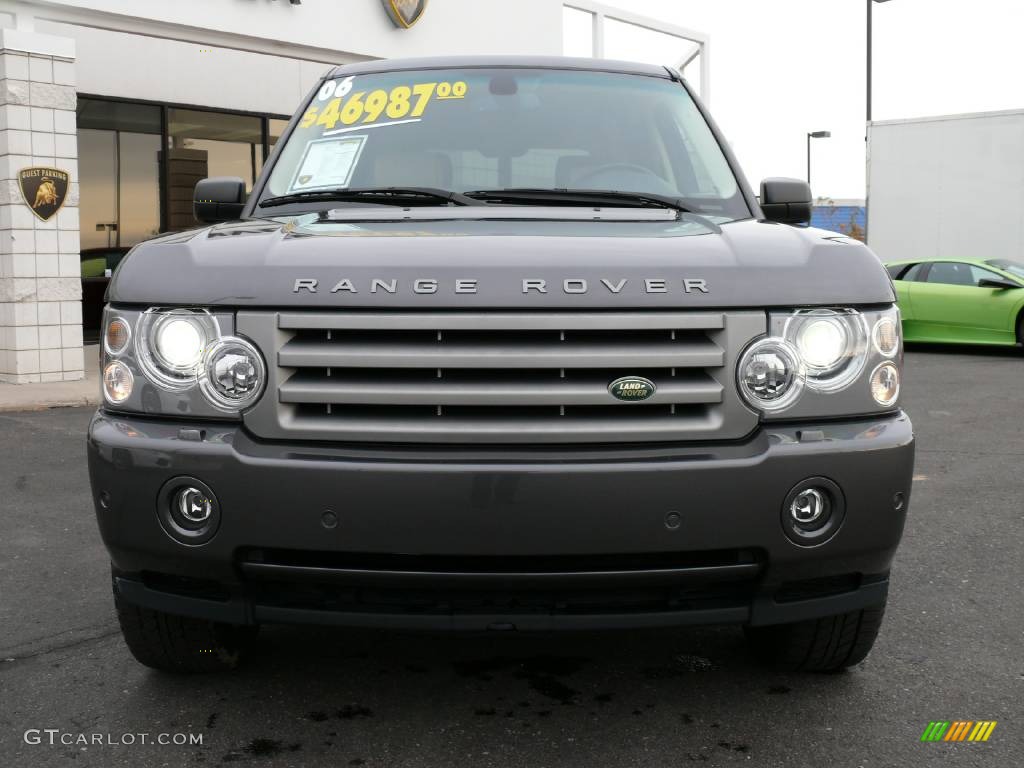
[760,178,812,225]
[194,177,247,224]
[978,278,1020,290]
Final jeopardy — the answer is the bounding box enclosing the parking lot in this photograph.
[1,345,1021,768]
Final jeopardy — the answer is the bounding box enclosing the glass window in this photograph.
[986,259,1024,281]
[167,108,262,230]
[78,99,161,133]
[901,263,928,282]
[78,100,305,241]
[925,262,1004,287]
[78,129,117,253]
[77,98,161,254]
[119,132,162,245]
[888,263,924,281]
[261,68,748,220]
[967,265,1009,286]
[268,118,289,152]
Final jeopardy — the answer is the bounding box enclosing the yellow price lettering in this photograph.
[363,89,390,123]
[340,92,366,125]
[316,98,342,130]
[306,81,468,132]
[386,86,412,119]
[300,107,319,129]
[434,81,468,100]
[411,83,436,116]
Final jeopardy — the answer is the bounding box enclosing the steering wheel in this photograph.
[570,163,676,196]
[571,163,665,186]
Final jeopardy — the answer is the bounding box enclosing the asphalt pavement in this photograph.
[1,345,1022,767]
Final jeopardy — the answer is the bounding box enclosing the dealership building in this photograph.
[0,0,707,384]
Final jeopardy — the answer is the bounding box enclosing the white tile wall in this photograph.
[0,44,81,384]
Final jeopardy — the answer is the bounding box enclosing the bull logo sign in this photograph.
[19,167,70,222]
[381,0,428,28]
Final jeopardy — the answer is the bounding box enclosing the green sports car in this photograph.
[885,257,1024,347]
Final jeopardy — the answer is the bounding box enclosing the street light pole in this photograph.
[867,0,893,124]
[867,0,873,123]
[866,0,892,245]
[807,131,831,187]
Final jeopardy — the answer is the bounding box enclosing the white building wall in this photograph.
[14,0,564,62]
[868,110,1024,263]
[17,0,564,116]
[37,21,337,116]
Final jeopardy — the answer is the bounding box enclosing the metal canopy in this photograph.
[563,1,711,101]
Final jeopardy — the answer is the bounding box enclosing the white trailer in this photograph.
[867,109,1024,263]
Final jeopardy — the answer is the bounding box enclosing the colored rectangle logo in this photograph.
[921,721,997,742]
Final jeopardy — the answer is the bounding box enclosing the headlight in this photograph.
[102,361,134,404]
[738,306,901,418]
[784,309,868,392]
[101,307,266,417]
[200,338,266,411]
[155,317,205,369]
[738,339,804,411]
[136,309,220,390]
[870,362,900,406]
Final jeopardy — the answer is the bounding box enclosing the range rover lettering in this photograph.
[88,56,914,673]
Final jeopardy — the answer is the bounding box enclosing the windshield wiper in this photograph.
[259,186,480,209]
[465,188,695,212]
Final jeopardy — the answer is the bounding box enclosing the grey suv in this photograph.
[88,56,914,673]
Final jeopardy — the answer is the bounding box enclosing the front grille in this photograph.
[238,548,763,617]
[241,548,760,573]
[238,310,765,444]
[246,581,755,617]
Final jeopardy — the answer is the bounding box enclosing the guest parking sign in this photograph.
[19,167,69,222]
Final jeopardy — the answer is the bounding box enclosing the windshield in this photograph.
[259,68,748,220]
[987,259,1024,281]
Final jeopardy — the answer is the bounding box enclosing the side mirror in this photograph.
[760,178,812,225]
[194,177,247,224]
[978,278,1020,290]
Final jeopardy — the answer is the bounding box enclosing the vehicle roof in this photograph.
[328,55,675,80]
[884,256,1006,267]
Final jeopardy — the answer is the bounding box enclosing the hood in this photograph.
[108,213,894,309]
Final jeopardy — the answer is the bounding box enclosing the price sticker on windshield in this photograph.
[300,77,468,134]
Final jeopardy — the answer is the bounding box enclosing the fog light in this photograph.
[781,478,845,546]
[102,361,134,404]
[104,317,131,356]
[174,487,213,527]
[790,488,827,525]
[158,477,220,545]
[870,362,900,406]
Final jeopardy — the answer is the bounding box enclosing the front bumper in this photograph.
[89,411,914,631]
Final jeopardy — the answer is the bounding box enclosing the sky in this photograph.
[565,0,1024,200]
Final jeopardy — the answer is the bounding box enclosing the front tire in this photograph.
[744,603,886,672]
[114,590,256,673]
